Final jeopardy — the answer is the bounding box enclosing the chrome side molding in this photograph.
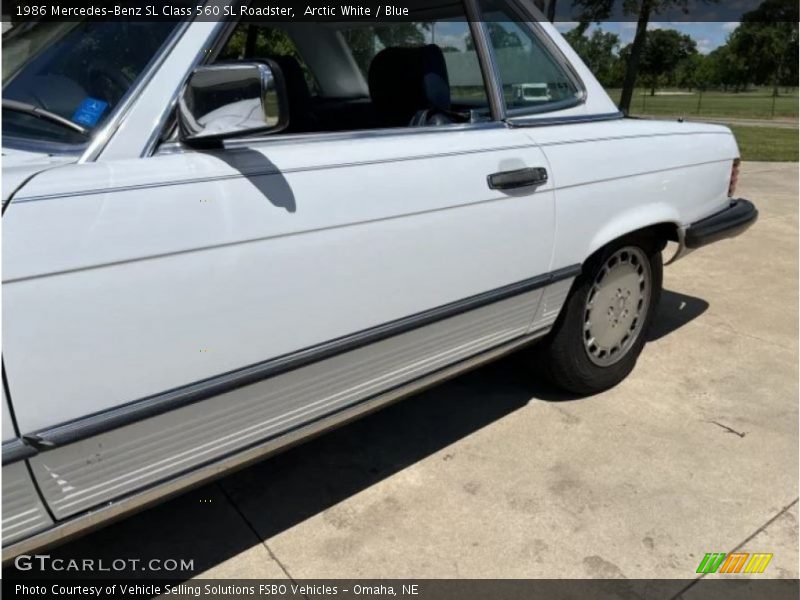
[2,328,549,562]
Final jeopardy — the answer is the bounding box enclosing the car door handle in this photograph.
[487,167,548,190]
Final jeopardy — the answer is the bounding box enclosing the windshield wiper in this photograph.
[2,99,89,136]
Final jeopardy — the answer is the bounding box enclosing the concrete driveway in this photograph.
[9,162,798,582]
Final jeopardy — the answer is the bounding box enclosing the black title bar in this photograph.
[3,579,800,600]
[1,0,798,23]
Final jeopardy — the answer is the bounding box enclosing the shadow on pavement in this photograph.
[648,289,709,342]
[3,290,707,580]
[5,359,535,580]
[504,289,710,404]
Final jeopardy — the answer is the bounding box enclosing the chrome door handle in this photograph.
[487,167,548,190]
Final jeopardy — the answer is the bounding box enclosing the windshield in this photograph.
[2,20,180,149]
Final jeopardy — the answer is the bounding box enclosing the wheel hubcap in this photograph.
[583,246,651,367]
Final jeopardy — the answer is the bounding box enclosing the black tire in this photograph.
[535,235,663,395]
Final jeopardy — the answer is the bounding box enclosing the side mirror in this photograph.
[178,61,289,146]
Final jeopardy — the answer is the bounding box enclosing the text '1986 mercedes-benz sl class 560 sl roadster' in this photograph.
[1,0,756,559]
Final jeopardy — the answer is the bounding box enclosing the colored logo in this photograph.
[696,552,773,574]
[72,97,109,127]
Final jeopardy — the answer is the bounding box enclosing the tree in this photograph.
[563,27,621,87]
[466,23,522,51]
[637,28,697,95]
[341,24,428,76]
[572,0,705,114]
[701,44,749,91]
[373,24,427,48]
[219,26,301,63]
[674,52,702,89]
[690,53,716,100]
[727,0,798,96]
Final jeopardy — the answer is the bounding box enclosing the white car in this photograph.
[1,2,756,558]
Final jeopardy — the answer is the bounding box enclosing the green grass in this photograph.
[728,125,798,162]
[604,87,799,120]
[601,87,798,161]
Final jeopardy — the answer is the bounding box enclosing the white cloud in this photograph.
[593,22,730,54]
[554,21,579,33]
[432,33,468,51]
[647,21,688,30]
[696,38,713,54]
[722,21,740,32]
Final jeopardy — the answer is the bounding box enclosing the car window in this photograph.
[339,21,489,111]
[218,25,320,96]
[2,21,181,147]
[211,6,491,136]
[479,0,582,113]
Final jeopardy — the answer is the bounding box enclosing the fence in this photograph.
[605,87,799,120]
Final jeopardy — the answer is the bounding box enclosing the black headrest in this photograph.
[368,45,451,127]
[265,55,313,133]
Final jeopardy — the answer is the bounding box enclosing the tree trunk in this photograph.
[618,0,652,115]
[547,0,557,22]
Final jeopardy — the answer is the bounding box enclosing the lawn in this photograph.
[601,87,798,161]
[605,87,799,120]
[728,125,798,162]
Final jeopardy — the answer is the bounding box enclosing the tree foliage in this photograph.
[465,23,522,51]
[561,0,797,99]
[563,28,621,85]
[637,28,697,95]
[570,0,703,113]
[727,0,799,93]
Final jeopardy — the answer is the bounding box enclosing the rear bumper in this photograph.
[684,199,758,249]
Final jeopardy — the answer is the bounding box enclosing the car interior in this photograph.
[210,1,582,139]
[214,17,494,135]
[3,21,179,144]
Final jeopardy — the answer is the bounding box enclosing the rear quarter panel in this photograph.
[526,118,739,267]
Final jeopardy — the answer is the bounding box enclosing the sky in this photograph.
[404,21,739,56]
[554,21,740,54]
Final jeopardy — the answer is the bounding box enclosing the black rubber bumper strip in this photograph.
[2,438,38,466]
[684,198,758,249]
[22,265,582,451]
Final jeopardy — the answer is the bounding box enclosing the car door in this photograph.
[2,387,53,546]
[2,17,563,520]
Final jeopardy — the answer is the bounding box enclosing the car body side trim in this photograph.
[2,438,38,466]
[23,265,581,450]
[3,327,549,560]
[507,111,625,128]
[14,129,521,205]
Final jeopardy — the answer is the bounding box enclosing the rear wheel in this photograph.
[536,237,663,395]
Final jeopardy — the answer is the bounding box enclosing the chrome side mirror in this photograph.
[178,61,289,146]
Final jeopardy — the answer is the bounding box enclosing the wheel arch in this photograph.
[582,206,680,269]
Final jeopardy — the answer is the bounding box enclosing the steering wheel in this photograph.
[87,59,134,106]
